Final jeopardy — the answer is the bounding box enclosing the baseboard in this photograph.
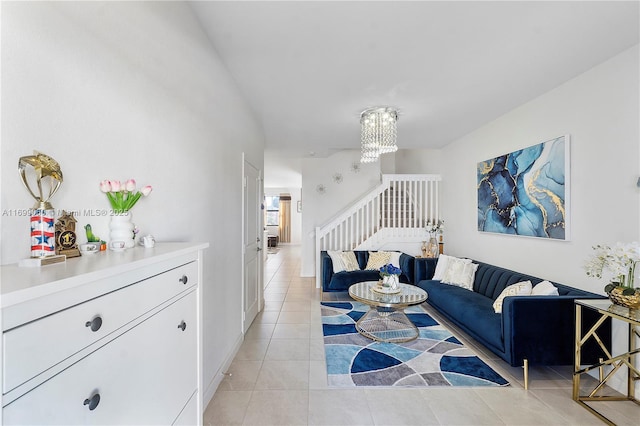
[202,332,244,409]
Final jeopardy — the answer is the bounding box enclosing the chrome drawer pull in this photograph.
[85,316,102,332]
[83,393,100,411]
[179,275,188,285]
[177,321,186,331]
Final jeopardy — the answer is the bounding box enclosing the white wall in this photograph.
[0,1,264,405]
[264,150,302,188]
[440,45,639,393]
[300,150,381,276]
[394,148,442,174]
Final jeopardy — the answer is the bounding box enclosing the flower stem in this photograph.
[629,261,637,289]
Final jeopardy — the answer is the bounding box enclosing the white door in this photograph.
[242,157,262,333]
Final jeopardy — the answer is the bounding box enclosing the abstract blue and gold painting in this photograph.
[477,135,569,240]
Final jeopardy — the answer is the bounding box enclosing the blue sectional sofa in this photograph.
[414,258,611,373]
[320,250,415,292]
[321,251,610,380]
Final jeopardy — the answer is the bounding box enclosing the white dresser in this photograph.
[0,242,208,425]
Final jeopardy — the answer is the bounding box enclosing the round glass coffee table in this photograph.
[348,281,428,343]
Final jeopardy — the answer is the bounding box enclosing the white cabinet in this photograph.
[0,243,208,425]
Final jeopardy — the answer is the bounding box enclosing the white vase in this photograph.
[382,274,399,290]
[109,212,135,249]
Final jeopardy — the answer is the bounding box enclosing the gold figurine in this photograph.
[18,151,63,210]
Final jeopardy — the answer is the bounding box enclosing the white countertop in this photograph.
[1,242,209,309]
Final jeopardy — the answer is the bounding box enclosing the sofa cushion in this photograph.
[420,280,504,352]
[365,251,391,270]
[327,250,346,273]
[441,257,471,284]
[531,280,559,295]
[493,280,532,313]
[387,251,402,269]
[340,251,360,271]
[432,254,452,280]
[327,270,380,291]
[442,260,478,290]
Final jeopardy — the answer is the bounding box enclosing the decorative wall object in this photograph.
[316,184,327,195]
[477,135,570,240]
[350,162,361,173]
[332,173,343,184]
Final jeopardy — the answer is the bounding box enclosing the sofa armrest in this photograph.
[414,258,438,284]
[399,253,416,284]
[502,295,610,367]
[320,251,334,291]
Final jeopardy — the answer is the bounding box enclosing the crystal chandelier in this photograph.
[360,107,398,163]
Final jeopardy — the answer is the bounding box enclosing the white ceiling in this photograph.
[191,1,639,158]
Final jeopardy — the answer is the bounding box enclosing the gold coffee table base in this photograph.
[355,307,420,343]
[573,300,640,426]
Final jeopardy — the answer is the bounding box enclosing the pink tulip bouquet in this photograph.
[100,179,152,214]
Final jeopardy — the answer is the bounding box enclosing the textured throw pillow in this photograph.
[340,251,360,271]
[531,280,559,296]
[432,254,453,280]
[455,262,479,290]
[364,251,391,270]
[327,250,346,273]
[386,251,402,270]
[441,257,473,287]
[493,280,533,313]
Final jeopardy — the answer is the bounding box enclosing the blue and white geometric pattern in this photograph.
[321,302,509,387]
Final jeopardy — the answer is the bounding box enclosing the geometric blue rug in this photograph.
[321,301,509,387]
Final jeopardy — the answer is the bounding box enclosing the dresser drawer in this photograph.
[3,290,197,425]
[173,390,198,426]
[2,261,197,393]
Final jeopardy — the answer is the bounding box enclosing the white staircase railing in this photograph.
[315,174,441,288]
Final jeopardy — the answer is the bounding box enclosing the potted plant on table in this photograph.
[99,179,152,250]
[585,242,640,308]
[379,264,402,290]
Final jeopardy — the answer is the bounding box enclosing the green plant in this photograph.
[585,242,639,295]
[99,179,152,214]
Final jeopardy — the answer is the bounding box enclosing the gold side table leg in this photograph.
[573,304,582,401]
[629,323,636,399]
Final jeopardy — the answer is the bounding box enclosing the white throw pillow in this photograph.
[456,262,479,290]
[340,251,360,271]
[386,251,402,270]
[327,250,346,273]
[365,251,391,270]
[493,280,533,314]
[432,254,453,280]
[441,257,473,287]
[531,280,559,296]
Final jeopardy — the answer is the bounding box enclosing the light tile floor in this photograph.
[204,245,639,425]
